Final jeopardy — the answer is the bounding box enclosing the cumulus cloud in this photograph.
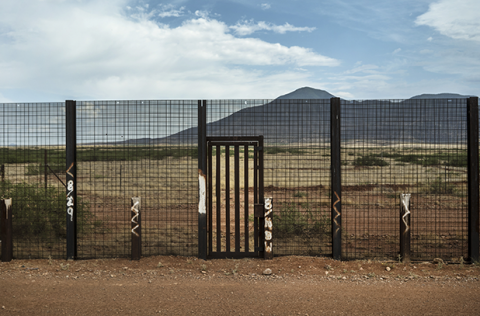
[261,3,271,10]
[415,0,480,42]
[231,20,316,36]
[0,0,338,101]
[158,4,185,18]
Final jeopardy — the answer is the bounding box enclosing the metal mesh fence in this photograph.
[0,98,475,261]
[206,99,332,257]
[0,102,66,259]
[341,99,468,261]
[76,100,198,258]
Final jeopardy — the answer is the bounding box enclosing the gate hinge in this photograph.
[254,146,263,152]
[256,246,264,252]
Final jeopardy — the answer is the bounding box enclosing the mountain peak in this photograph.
[276,87,336,100]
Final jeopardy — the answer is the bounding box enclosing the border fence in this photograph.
[1,97,479,262]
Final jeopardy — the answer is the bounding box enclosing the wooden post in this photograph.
[400,194,411,263]
[66,100,77,260]
[467,96,479,262]
[330,97,342,260]
[131,197,141,260]
[264,197,273,259]
[1,198,13,262]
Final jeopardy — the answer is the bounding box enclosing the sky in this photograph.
[0,0,479,103]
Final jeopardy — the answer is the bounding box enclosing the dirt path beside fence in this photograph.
[1,255,480,315]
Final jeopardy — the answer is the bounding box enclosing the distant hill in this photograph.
[410,93,474,99]
[108,87,476,146]
[277,87,335,99]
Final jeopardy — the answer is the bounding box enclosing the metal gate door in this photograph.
[207,136,264,259]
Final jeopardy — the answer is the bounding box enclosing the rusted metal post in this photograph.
[198,100,207,260]
[467,96,479,263]
[66,100,77,260]
[330,97,342,260]
[131,197,141,260]
[1,198,13,262]
[264,197,273,259]
[400,194,411,263]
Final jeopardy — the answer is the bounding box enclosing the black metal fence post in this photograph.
[66,100,77,260]
[1,198,13,262]
[400,194,411,262]
[198,100,207,260]
[330,97,342,260]
[131,197,141,260]
[467,96,479,263]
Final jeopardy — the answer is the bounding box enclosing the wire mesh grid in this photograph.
[340,99,468,261]
[76,100,198,258]
[0,102,66,259]
[207,99,332,257]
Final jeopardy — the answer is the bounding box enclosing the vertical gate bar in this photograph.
[1,164,4,182]
[66,100,77,260]
[467,96,479,262]
[259,136,265,257]
[253,145,258,252]
[244,144,249,253]
[198,100,207,260]
[208,144,213,254]
[225,145,231,253]
[1,198,13,262]
[131,197,141,260]
[400,194,411,262]
[216,145,221,252]
[234,145,240,252]
[330,97,342,260]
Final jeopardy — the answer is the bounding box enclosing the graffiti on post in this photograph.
[66,180,74,222]
[264,197,273,256]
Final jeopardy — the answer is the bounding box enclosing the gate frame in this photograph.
[205,136,265,259]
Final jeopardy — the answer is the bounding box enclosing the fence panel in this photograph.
[76,100,198,258]
[0,102,66,259]
[207,99,332,256]
[341,99,468,261]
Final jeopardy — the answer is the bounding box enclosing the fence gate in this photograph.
[206,136,265,259]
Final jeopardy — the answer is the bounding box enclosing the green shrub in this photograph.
[0,181,93,240]
[273,203,330,237]
[427,177,456,195]
[353,156,389,167]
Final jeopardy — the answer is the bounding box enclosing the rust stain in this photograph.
[66,162,75,178]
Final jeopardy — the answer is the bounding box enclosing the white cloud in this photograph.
[393,48,401,54]
[261,3,271,10]
[415,0,480,42]
[0,1,338,101]
[427,37,433,42]
[231,20,316,36]
[158,5,185,18]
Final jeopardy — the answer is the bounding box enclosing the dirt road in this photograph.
[1,256,479,315]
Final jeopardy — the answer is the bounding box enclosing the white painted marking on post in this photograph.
[66,180,75,222]
[4,198,12,219]
[131,200,140,237]
[400,194,411,232]
[198,173,206,215]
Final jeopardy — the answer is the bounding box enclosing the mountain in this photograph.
[277,87,335,99]
[112,87,476,146]
[410,93,474,99]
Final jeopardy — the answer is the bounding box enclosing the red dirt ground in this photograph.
[1,255,480,315]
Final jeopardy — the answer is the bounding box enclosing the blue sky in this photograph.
[0,0,479,102]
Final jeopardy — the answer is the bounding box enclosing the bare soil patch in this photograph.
[1,255,480,315]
